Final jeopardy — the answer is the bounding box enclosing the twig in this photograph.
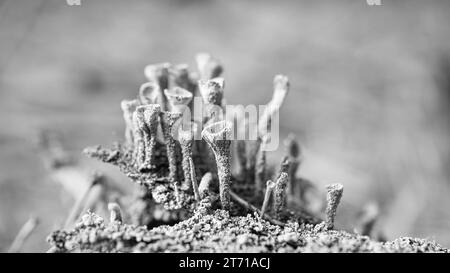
[260,180,275,219]
[229,191,285,226]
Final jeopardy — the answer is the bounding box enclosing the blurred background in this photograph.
[1,0,450,252]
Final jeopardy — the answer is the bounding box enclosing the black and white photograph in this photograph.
[1,0,450,263]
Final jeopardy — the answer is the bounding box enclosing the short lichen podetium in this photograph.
[160,111,182,184]
[201,120,233,211]
[260,180,275,219]
[144,62,170,110]
[107,202,123,224]
[142,104,161,170]
[274,172,289,220]
[120,99,139,148]
[195,53,223,80]
[177,121,198,189]
[163,86,193,114]
[325,183,344,230]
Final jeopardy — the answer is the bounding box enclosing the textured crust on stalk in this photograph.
[274,172,289,220]
[142,104,161,170]
[201,121,233,210]
[325,183,344,230]
[132,107,147,169]
[160,111,182,183]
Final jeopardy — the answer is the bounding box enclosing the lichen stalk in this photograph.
[160,111,182,183]
[201,120,233,211]
[274,172,289,219]
[120,99,139,148]
[325,183,344,230]
[142,104,161,170]
[178,121,198,189]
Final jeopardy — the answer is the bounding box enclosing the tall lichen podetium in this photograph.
[120,99,139,148]
[325,183,344,230]
[142,104,161,170]
[160,110,182,180]
[274,172,289,220]
[201,120,233,211]
[177,121,198,190]
[198,78,225,176]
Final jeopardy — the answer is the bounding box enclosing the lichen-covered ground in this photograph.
[48,209,448,253]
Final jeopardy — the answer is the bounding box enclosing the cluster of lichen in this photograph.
[47,54,449,253]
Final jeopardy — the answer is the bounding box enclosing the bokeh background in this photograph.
[1,0,450,252]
